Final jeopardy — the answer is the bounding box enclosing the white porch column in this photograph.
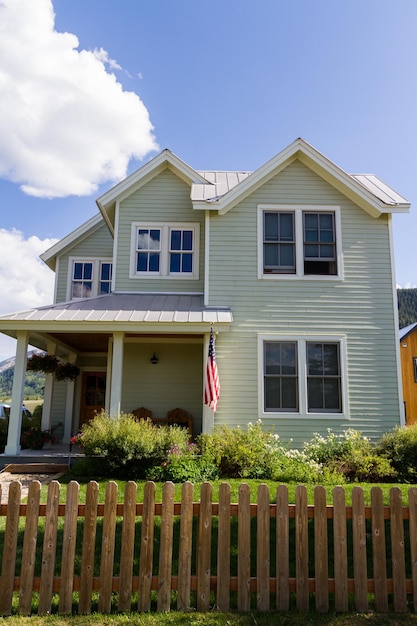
[5,331,29,455]
[63,351,77,443]
[105,337,113,414]
[109,332,124,417]
[41,342,56,431]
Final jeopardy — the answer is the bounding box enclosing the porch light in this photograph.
[150,353,159,365]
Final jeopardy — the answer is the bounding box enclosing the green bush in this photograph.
[146,442,219,483]
[303,428,397,483]
[78,413,191,479]
[377,424,417,482]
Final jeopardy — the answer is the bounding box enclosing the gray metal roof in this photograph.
[351,174,409,206]
[399,322,417,341]
[0,293,232,325]
[192,171,252,201]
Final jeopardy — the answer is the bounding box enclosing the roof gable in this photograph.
[96,149,208,233]
[191,138,410,218]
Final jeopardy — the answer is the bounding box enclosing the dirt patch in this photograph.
[0,471,64,502]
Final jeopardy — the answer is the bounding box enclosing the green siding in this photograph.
[208,160,399,446]
[115,168,205,292]
[55,222,114,303]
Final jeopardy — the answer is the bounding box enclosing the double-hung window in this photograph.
[69,259,113,299]
[261,336,345,416]
[258,205,341,278]
[131,222,199,279]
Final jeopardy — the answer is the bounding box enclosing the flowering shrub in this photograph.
[377,424,417,482]
[20,428,55,450]
[147,442,218,483]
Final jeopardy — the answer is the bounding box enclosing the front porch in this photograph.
[0,442,84,470]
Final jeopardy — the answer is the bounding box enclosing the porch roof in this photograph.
[0,293,232,325]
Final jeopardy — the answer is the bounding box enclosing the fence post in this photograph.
[59,481,80,614]
[18,480,41,615]
[390,487,407,613]
[276,484,289,611]
[98,481,118,614]
[0,481,21,616]
[217,482,231,612]
[314,485,328,613]
[138,481,156,612]
[157,481,175,612]
[295,485,309,612]
[333,486,348,612]
[371,487,388,612]
[352,486,368,613]
[118,481,137,613]
[78,481,99,614]
[257,483,270,611]
[237,483,251,611]
[197,481,212,612]
[177,481,194,612]
[38,481,60,615]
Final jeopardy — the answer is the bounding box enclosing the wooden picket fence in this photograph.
[0,480,417,615]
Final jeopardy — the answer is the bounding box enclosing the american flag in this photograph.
[204,328,220,411]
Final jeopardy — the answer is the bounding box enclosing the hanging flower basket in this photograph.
[27,353,80,382]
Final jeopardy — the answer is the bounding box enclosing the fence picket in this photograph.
[78,480,99,614]
[138,481,156,612]
[295,485,309,612]
[18,480,41,615]
[371,487,388,612]
[314,485,328,613]
[98,481,118,614]
[0,481,21,615]
[276,484,289,611]
[390,488,407,613]
[177,481,194,612]
[352,486,368,613]
[59,481,80,614]
[238,483,251,611]
[257,484,270,611]
[409,488,417,612]
[217,482,231,612]
[118,481,137,613]
[197,482,212,612]
[157,481,175,612]
[38,481,60,615]
[333,486,348,612]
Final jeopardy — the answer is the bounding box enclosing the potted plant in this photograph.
[27,353,80,382]
[20,427,55,450]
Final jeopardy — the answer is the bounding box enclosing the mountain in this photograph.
[0,350,45,400]
[398,288,417,329]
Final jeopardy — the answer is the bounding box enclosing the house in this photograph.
[399,323,417,424]
[0,138,410,456]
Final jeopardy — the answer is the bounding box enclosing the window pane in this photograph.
[307,378,324,409]
[84,264,93,280]
[307,343,323,375]
[183,230,193,250]
[307,342,341,412]
[170,254,180,272]
[324,380,341,410]
[280,244,294,267]
[101,263,111,281]
[281,378,298,409]
[264,244,279,267]
[73,263,83,280]
[264,341,298,411]
[265,377,281,410]
[323,344,339,375]
[171,230,181,250]
[150,230,160,247]
[137,252,148,272]
[280,213,294,240]
[264,213,278,241]
[137,229,149,249]
[181,253,193,272]
[149,253,160,272]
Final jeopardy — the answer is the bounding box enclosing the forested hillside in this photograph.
[398,288,417,329]
[0,357,45,401]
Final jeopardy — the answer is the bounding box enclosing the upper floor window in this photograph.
[258,205,341,279]
[130,223,199,279]
[69,258,112,300]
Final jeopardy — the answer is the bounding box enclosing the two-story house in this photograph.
[0,138,410,455]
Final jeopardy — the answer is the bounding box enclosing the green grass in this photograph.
[2,612,417,625]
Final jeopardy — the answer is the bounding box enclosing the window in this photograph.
[258,205,341,278]
[261,336,345,416]
[131,223,199,279]
[69,258,112,299]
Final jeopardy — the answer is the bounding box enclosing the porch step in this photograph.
[3,463,68,474]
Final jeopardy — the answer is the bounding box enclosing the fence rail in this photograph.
[0,480,417,615]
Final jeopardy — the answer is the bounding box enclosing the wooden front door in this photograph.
[79,372,106,428]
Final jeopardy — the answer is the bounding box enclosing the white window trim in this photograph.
[67,257,113,301]
[258,333,348,419]
[130,222,200,279]
[257,204,343,280]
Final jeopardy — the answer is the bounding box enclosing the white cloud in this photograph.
[0,229,57,361]
[0,0,158,199]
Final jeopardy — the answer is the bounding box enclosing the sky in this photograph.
[0,0,416,361]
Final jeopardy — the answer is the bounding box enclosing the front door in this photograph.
[79,372,106,428]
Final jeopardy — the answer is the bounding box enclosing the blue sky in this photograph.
[0,0,416,360]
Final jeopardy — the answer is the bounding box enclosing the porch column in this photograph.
[63,351,77,443]
[109,332,124,417]
[105,337,113,414]
[41,342,56,432]
[5,331,29,455]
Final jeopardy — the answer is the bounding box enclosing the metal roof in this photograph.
[350,174,409,206]
[0,293,232,325]
[399,322,417,341]
[192,171,252,202]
